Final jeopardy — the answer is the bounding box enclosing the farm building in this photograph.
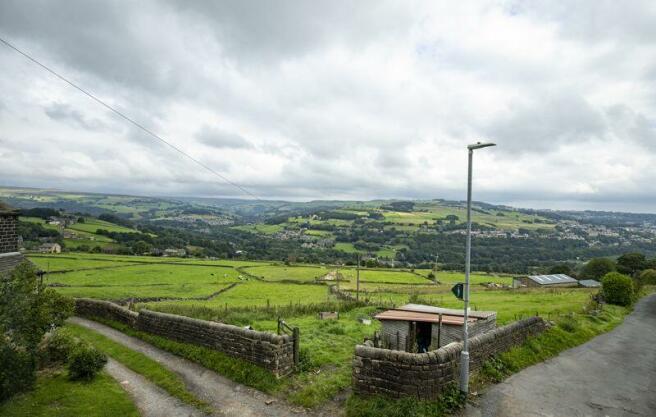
[0,202,28,277]
[513,274,578,288]
[374,304,496,352]
[578,279,601,288]
[38,242,62,254]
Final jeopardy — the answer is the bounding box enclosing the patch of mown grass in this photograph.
[92,317,282,394]
[345,383,465,417]
[476,304,629,385]
[0,369,139,417]
[64,323,210,413]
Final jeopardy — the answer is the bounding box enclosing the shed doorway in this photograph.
[416,321,432,353]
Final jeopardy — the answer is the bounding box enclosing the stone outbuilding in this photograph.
[374,303,496,352]
[578,279,601,288]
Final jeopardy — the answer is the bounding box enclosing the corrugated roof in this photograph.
[528,274,577,285]
[578,279,601,288]
[398,304,497,319]
[374,309,476,324]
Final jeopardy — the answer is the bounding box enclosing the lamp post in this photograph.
[460,141,496,395]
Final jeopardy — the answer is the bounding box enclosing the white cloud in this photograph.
[0,1,655,210]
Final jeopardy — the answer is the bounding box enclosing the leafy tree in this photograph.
[580,258,616,280]
[616,252,646,276]
[601,272,634,306]
[132,240,151,254]
[638,269,656,286]
[549,264,573,275]
[1,262,74,400]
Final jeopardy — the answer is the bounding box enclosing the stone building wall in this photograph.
[352,316,547,400]
[0,213,18,254]
[74,298,296,377]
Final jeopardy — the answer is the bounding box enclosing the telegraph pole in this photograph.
[356,253,361,301]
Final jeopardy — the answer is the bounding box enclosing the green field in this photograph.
[68,218,138,234]
[243,265,330,282]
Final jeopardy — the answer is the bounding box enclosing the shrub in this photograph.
[639,269,656,286]
[0,262,74,400]
[601,272,634,306]
[68,344,107,381]
[39,329,77,366]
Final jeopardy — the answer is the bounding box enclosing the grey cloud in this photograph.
[488,95,606,154]
[195,126,253,149]
[44,102,106,131]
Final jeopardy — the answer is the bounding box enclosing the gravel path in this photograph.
[70,317,315,417]
[463,293,656,417]
[105,357,205,417]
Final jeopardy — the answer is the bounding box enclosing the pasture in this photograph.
[28,252,602,408]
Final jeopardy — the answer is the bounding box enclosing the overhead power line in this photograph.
[0,36,261,200]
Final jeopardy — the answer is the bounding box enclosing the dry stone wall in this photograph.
[75,298,138,327]
[74,298,295,377]
[352,316,547,399]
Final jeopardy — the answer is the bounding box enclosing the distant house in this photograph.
[578,279,601,288]
[374,304,497,352]
[39,242,62,254]
[163,248,186,257]
[513,274,578,288]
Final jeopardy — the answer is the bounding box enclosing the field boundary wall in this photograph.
[74,298,296,377]
[352,316,547,399]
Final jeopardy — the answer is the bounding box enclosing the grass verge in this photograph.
[475,303,629,386]
[64,323,210,413]
[90,317,282,394]
[0,369,139,417]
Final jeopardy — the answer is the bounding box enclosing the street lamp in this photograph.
[460,141,496,395]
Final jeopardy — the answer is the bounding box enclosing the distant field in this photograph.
[339,268,431,284]
[243,265,330,282]
[141,281,333,309]
[68,218,137,234]
[28,255,132,272]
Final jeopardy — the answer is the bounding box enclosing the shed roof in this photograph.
[578,279,601,288]
[527,274,577,285]
[398,303,497,319]
[374,309,475,324]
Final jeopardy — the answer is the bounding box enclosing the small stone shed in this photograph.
[578,279,601,288]
[513,274,578,288]
[374,304,496,352]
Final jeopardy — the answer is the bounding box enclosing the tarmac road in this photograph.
[464,293,656,417]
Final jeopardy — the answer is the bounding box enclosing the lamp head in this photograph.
[468,142,496,150]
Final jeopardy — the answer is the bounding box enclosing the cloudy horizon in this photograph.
[1,1,655,212]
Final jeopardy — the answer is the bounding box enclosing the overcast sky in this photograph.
[1,1,655,212]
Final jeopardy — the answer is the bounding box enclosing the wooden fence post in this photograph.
[293,327,300,368]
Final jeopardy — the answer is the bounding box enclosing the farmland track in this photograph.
[463,293,656,417]
[104,357,208,417]
[69,317,327,417]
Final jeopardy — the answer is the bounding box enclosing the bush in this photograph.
[68,344,107,381]
[601,272,634,306]
[639,269,656,286]
[39,329,77,366]
[0,262,74,400]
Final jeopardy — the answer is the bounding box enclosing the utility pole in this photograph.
[461,141,496,395]
[356,253,361,301]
